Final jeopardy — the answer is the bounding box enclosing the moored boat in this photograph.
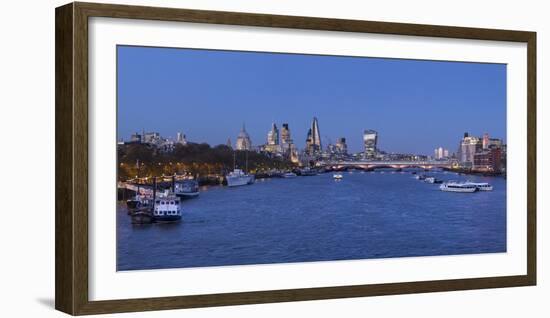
[174,179,200,199]
[126,197,140,209]
[126,193,153,214]
[130,208,154,225]
[226,169,255,187]
[226,150,255,187]
[153,192,182,222]
[333,173,343,180]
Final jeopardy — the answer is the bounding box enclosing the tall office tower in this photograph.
[363,129,378,159]
[305,117,322,155]
[335,137,348,154]
[267,123,279,145]
[459,132,482,164]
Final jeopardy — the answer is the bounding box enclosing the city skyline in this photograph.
[121,124,504,159]
[117,46,507,154]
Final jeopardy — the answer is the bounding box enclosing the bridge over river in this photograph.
[317,160,453,170]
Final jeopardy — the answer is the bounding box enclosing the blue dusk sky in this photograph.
[117,45,506,155]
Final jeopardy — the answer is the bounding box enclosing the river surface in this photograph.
[117,170,506,271]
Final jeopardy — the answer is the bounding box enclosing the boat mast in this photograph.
[152,176,157,209]
[136,159,140,198]
[172,174,176,193]
[245,150,248,173]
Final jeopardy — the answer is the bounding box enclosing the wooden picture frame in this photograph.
[55,2,536,315]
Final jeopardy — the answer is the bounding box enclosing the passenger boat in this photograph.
[333,173,343,180]
[415,174,426,180]
[153,192,182,222]
[465,182,493,191]
[282,172,297,178]
[174,179,200,199]
[439,181,478,193]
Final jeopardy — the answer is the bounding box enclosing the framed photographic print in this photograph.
[55,2,536,315]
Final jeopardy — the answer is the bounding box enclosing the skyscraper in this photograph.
[280,123,292,153]
[305,117,322,155]
[276,123,299,162]
[281,123,291,145]
[363,129,378,159]
[335,137,348,154]
[459,132,482,164]
[434,146,449,160]
[267,123,279,145]
[235,123,252,151]
[265,123,282,154]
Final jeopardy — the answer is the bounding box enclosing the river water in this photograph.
[117,170,506,271]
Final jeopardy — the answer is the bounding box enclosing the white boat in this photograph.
[153,192,182,222]
[465,182,493,191]
[226,169,254,187]
[439,181,478,193]
[333,173,343,180]
[282,172,297,178]
[226,150,255,187]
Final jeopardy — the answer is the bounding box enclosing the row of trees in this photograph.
[118,143,296,181]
